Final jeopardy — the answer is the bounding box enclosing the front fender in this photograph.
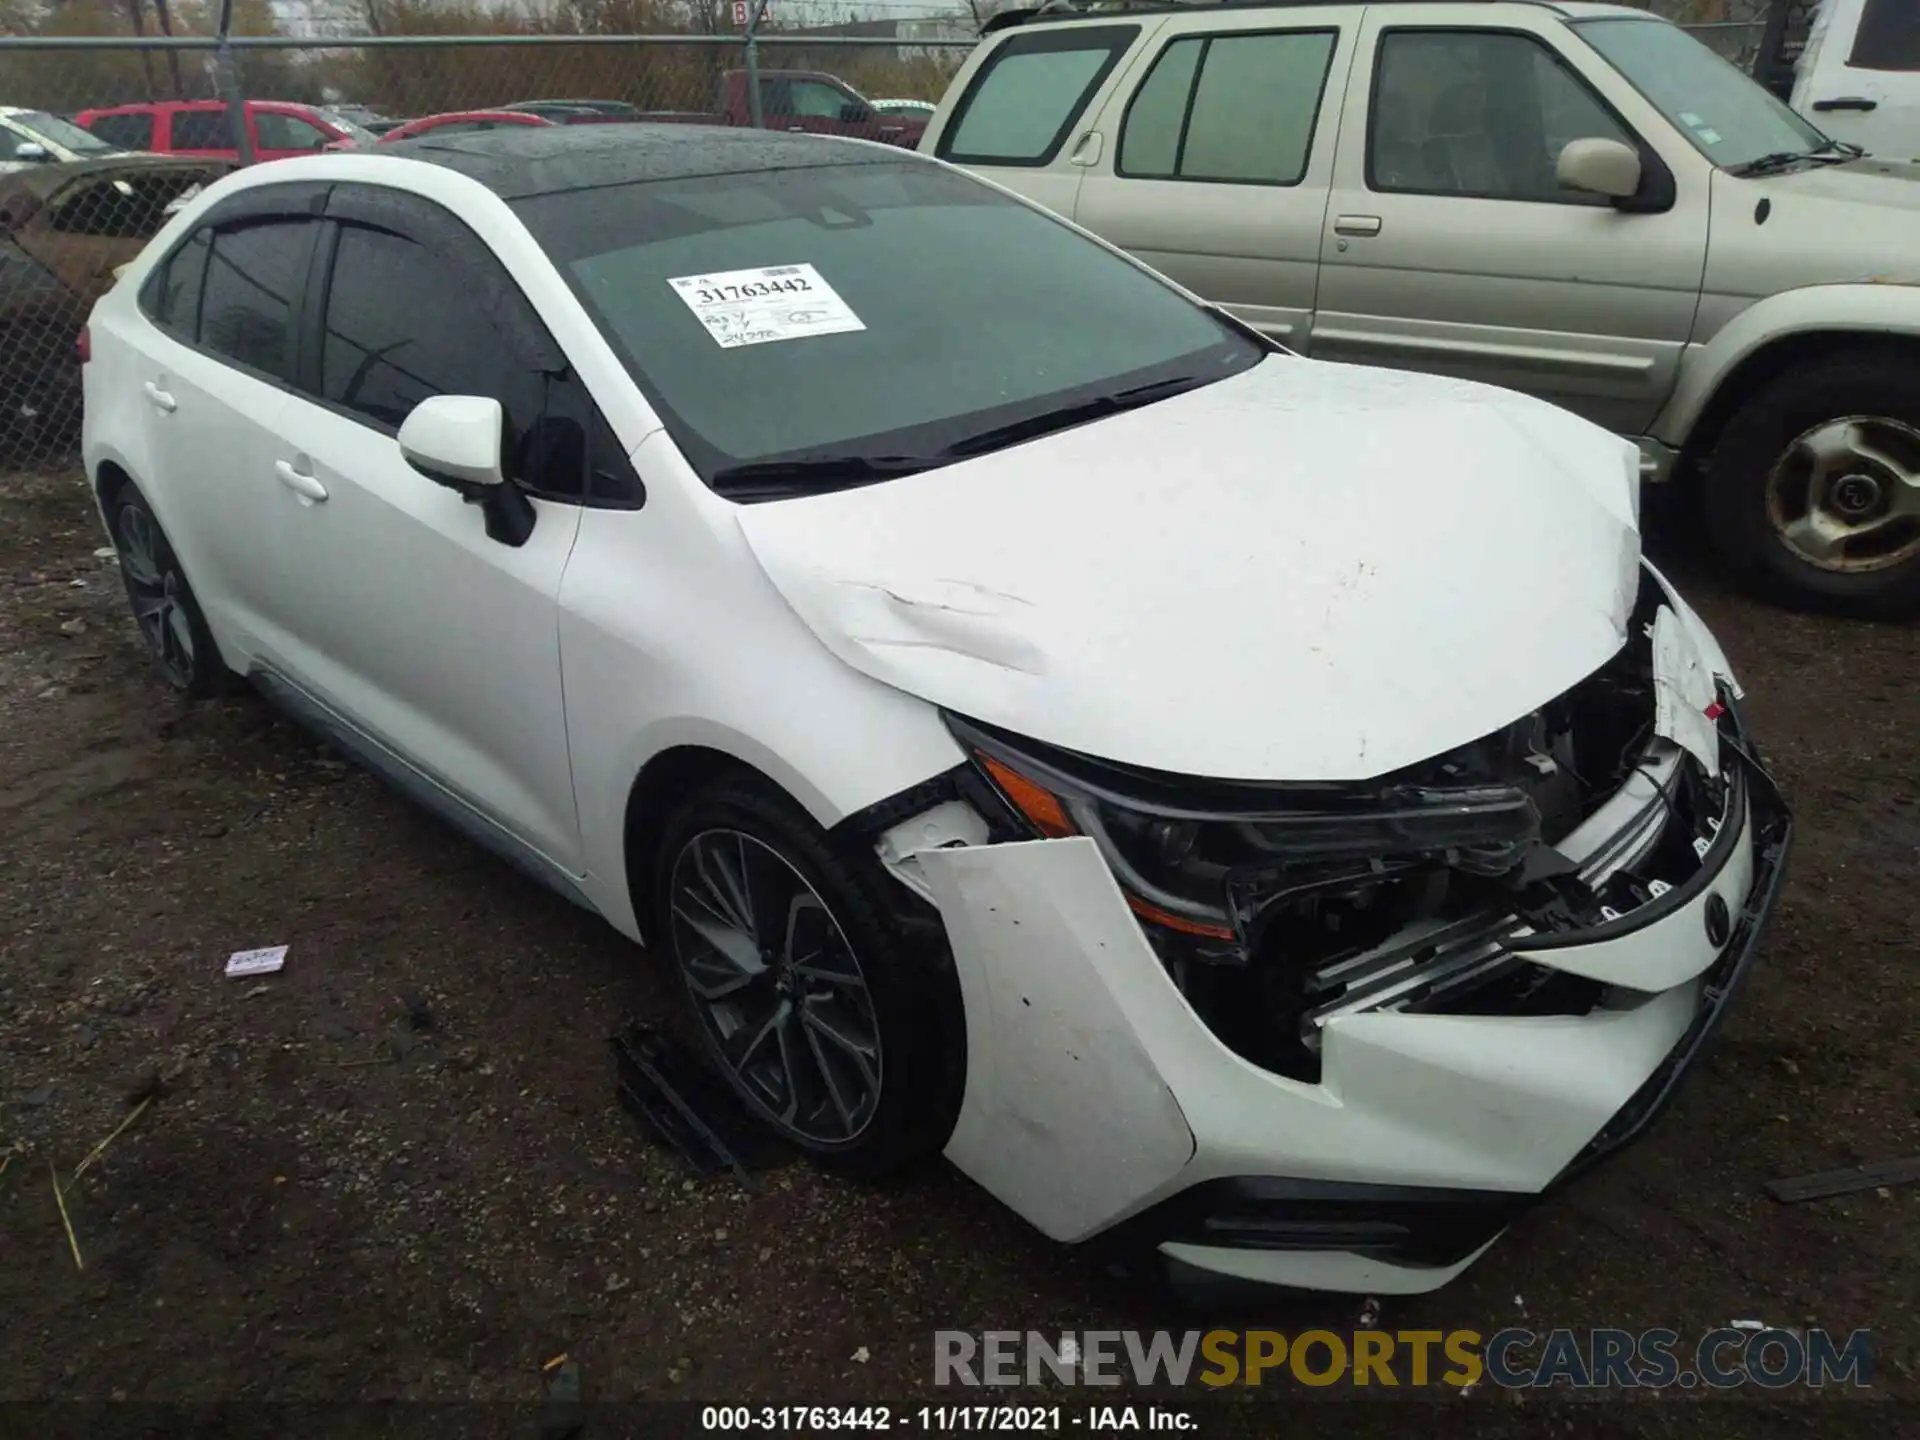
[1654,282,1920,447]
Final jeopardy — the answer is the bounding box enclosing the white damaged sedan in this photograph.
[81,125,1789,1295]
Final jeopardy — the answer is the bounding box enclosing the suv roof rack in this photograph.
[980,0,1526,37]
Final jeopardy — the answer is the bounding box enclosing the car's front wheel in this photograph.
[1703,352,1920,618]
[650,774,965,1176]
[107,481,230,697]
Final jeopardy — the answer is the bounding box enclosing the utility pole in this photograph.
[214,0,257,165]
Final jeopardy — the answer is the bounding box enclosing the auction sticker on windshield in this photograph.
[668,263,865,349]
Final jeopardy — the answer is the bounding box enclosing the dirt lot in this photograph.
[0,465,1915,1436]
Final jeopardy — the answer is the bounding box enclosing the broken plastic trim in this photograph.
[609,1024,787,1185]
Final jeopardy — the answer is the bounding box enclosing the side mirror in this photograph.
[14,142,49,163]
[397,395,536,546]
[1556,137,1642,201]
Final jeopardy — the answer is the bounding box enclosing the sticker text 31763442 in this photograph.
[668,263,866,349]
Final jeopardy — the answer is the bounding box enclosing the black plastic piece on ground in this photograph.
[1767,1156,1920,1204]
[610,1024,787,1185]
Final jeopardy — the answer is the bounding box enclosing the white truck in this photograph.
[1761,0,1919,159]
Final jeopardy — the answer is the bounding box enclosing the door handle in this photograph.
[274,459,328,503]
[1811,96,1877,112]
[1334,214,1383,237]
[142,380,177,414]
[787,125,806,132]
[1068,130,1103,166]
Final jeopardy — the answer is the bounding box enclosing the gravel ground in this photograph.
[0,466,1915,1436]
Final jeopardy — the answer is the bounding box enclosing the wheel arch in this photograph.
[1657,283,1920,475]
[1676,329,1920,477]
[620,744,809,948]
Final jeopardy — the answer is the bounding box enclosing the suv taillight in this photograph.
[76,325,90,364]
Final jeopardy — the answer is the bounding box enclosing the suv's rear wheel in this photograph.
[650,774,965,1176]
[107,482,229,697]
[1703,354,1920,618]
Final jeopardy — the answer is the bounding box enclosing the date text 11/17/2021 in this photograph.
[699,1406,1197,1432]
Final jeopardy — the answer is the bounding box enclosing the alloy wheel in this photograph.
[115,502,197,688]
[1764,415,1920,574]
[667,828,882,1144]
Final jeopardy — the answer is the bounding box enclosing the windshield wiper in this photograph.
[709,452,938,499]
[1732,139,1863,177]
[941,374,1216,460]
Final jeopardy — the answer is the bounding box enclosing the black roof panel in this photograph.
[374,124,911,200]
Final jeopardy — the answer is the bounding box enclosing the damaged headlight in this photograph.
[946,713,1559,968]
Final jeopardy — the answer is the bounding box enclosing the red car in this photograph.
[74,100,373,162]
[376,110,556,144]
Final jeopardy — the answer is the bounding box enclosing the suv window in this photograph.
[1120,30,1337,184]
[318,221,611,500]
[765,78,850,119]
[1370,30,1635,202]
[88,112,154,149]
[257,111,332,151]
[143,227,212,336]
[200,220,314,378]
[171,109,234,150]
[939,25,1140,167]
[1852,0,1920,71]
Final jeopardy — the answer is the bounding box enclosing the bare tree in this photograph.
[120,0,160,100]
[153,0,185,97]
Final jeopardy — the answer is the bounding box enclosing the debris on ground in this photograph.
[1766,1156,1920,1203]
[1731,1319,1767,1332]
[610,1024,784,1184]
[852,1346,871,1364]
[539,1354,583,1440]
[224,945,288,979]
[51,1162,82,1270]
[71,1093,154,1181]
[1359,1296,1381,1329]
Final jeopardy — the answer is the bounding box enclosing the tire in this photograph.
[105,482,231,698]
[650,774,966,1177]
[1702,352,1920,618]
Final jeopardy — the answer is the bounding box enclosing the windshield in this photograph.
[1573,17,1829,170]
[17,111,118,155]
[515,159,1262,492]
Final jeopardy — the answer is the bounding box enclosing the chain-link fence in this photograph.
[0,8,1784,473]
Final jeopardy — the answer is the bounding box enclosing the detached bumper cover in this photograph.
[918,741,1790,1292]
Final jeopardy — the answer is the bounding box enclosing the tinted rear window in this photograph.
[171,110,233,149]
[200,220,313,378]
[88,113,154,149]
[1851,0,1920,71]
[938,25,1139,166]
[144,227,211,335]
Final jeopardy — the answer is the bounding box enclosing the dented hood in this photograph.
[735,356,1643,782]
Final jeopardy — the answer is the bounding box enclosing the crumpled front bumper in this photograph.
[915,733,1791,1296]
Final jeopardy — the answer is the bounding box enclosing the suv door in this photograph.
[1072,13,1358,348]
[254,107,340,160]
[932,22,1148,218]
[261,185,594,874]
[1792,0,1920,157]
[130,191,323,664]
[1313,8,1710,435]
[167,106,239,160]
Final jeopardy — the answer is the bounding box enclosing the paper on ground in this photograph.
[667,263,864,349]
[226,945,288,978]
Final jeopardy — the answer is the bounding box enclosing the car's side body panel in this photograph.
[556,430,969,939]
